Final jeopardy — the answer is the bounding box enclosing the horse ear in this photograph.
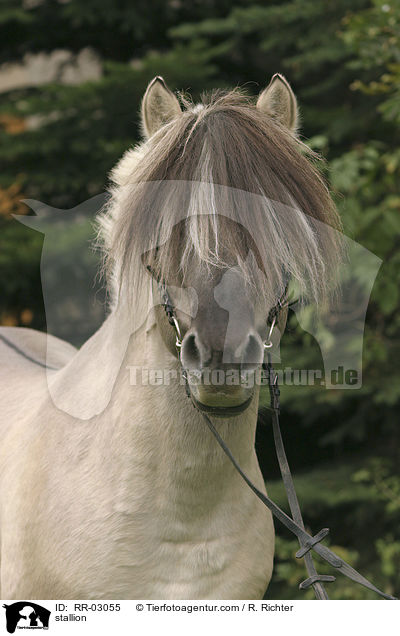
[257,74,298,132]
[141,76,182,138]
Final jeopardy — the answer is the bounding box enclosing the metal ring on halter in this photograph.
[263,315,276,349]
[171,316,182,348]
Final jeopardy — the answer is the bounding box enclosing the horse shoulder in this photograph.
[0,327,77,441]
[0,326,77,372]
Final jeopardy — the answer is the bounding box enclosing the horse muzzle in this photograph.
[184,369,255,417]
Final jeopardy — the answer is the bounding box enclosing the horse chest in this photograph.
[93,512,271,599]
[88,481,274,599]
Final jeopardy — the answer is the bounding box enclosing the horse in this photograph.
[0,74,341,599]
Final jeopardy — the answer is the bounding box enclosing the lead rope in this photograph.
[198,389,396,600]
[264,354,331,599]
[264,307,329,597]
[158,280,397,600]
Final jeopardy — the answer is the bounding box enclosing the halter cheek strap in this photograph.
[155,275,397,601]
[159,280,183,349]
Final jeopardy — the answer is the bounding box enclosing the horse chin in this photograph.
[188,384,254,418]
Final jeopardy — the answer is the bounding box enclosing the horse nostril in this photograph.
[182,331,263,373]
[181,332,202,370]
[240,333,264,369]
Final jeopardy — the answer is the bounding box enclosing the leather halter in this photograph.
[156,277,397,601]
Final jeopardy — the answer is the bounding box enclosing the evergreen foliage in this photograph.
[0,0,398,599]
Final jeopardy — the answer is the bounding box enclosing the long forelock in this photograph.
[97,89,342,311]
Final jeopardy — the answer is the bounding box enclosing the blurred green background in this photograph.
[0,0,399,599]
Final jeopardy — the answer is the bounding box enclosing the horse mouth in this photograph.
[190,393,254,417]
[186,381,254,417]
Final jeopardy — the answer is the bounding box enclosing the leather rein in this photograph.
[157,277,397,601]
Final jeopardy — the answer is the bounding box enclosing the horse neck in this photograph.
[115,316,261,499]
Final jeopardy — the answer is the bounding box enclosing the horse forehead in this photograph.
[186,266,248,301]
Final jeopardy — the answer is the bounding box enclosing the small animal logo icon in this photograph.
[2,602,51,633]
